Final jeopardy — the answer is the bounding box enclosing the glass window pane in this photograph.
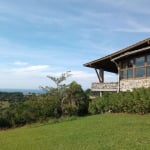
[128,59,134,68]
[121,70,127,79]
[128,69,133,78]
[147,66,150,76]
[135,56,145,66]
[136,67,145,78]
[147,55,150,64]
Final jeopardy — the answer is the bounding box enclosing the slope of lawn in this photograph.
[0,114,150,150]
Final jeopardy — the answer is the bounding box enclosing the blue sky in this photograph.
[0,0,150,89]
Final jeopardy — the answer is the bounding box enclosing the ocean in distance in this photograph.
[0,88,45,95]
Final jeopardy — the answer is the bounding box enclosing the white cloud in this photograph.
[14,61,28,66]
[0,63,52,89]
[0,59,118,89]
[67,70,118,89]
[12,65,49,73]
[71,71,96,78]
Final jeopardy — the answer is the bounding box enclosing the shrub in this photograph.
[89,88,150,115]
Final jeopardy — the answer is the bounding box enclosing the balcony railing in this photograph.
[91,82,118,91]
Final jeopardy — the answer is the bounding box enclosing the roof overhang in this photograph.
[84,38,150,74]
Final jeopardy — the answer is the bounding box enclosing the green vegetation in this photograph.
[0,72,89,128]
[0,92,24,102]
[0,101,9,109]
[89,87,150,115]
[0,73,150,149]
[0,114,150,150]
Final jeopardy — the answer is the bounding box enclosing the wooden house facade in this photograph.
[84,38,150,93]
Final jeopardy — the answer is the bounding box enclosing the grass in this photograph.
[0,114,150,150]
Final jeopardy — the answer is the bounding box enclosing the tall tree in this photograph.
[40,71,72,116]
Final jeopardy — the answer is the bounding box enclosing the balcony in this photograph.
[91,82,118,91]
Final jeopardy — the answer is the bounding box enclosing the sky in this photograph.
[0,0,150,89]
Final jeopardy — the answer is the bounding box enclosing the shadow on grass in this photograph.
[30,116,78,128]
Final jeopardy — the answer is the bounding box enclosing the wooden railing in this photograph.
[91,82,118,91]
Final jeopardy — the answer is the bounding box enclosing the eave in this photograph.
[84,38,150,73]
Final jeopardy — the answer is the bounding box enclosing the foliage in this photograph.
[41,72,89,117]
[0,72,89,128]
[0,92,24,102]
[89,87,150,115]
[64,81,89,116]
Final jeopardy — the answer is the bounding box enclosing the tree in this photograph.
[40,71,72,116]
[47,71,71,89]
[64,81,89,116]
[41,72,89,116]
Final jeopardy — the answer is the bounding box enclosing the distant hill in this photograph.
[0,89,44,95]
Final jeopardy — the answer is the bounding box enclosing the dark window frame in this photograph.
[120,53,150,80]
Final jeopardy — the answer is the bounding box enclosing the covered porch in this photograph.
[91,68,119,94]
[84,48,120,93]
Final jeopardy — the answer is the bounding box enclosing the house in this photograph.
[84,38,150,93]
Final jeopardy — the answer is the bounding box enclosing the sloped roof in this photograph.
[84,38,150,73]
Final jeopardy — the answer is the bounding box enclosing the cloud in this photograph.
[71,71,96,79]
[115,28,150,33]
[12,65,49,73]
[0,0,121,31]
[99,0,150,15]
[0,58,118,89]
[14,61,28,66]
[114,19,150,33]
[66,70,118,89]
[71,70,118,81]
[0,0,150,33]
[0,63,52,89]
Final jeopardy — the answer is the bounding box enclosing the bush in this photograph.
[62,105,78,116]
[0,118,11,128]
[0,80,90,128]
[89,87,150,115]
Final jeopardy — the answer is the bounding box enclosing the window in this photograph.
[121,70,127,79]
[136,67,145,78]
[147,55,150,64]
[120,54,150,79]
[120,59,134,79]
[128,68,133,78]
[128,59,134,68]
[146,54,150,77]
[122,61,127,69]
[135,56,145,66]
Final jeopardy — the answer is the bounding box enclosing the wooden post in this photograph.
[95,68,104,96]
[99,69,104,83]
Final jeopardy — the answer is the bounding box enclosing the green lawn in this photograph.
[0,114,150,150]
